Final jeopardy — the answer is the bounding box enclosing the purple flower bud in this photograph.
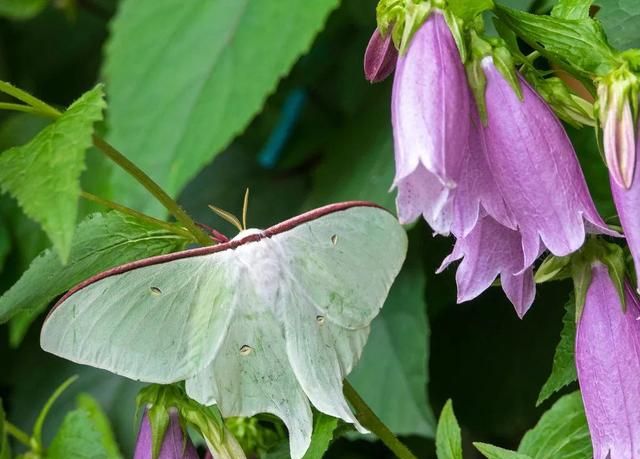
[392,11,470,192]
[481,57,615,269]
[438,215,535,318]
[134,409,199,459]
[576,264,640,459]
[599,81,637,189]
[363,28,398,83]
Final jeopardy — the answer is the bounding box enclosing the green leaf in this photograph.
[494,4,618,78]
[474,443,532,459]
[0,0,46,20]
[301,413,338,459]
[551,0,592,19]
[304,95,395,212]
[0,221,9,275]
[519,392,592,459]
[76,394,123,459]
[0,211,190,343]
[537,300,577,405]
[48,410,110,459]
[594,0,640,49]
[435,400,462,459]
[349,248,435,437]
[0,84,105,262]
[105,0,339,215]
[448,0,494,21]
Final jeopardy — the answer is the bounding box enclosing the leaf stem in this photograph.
[80,191,197,242]
[343,381,418,459]
[91,136,212,246]
[0,81,61,118]
[0,102,44,115]
[4,421,31,447]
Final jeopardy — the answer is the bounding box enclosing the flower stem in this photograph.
[91,136,212,246]
[4,421,31,446]
[343,381,418,459]
[80,191,197,242]
[0,102,43,115]
[0,81,61,118]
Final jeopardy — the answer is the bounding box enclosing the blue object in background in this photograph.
[258,88,307,169]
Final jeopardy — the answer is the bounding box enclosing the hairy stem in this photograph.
[4,421,31,447]
[91,136,212,246]
[343,381,418,459]
[80,191,196,242]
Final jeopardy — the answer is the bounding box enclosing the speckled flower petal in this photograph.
[481,57,615,268]
[437,215,535,316]
[610,117,640,283]
[576,264,640,459]
[391,11,469,185]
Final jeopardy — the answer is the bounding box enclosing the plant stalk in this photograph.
[4,421,31,446]
[91,136,212,246]
[343,381,418,459]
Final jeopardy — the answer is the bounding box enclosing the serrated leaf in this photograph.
[0,211,189,343]
[474,443,532,459]
[76,394,123,459]
[537,300,577,405]
[0,0,46,20]
[301,413,338,459]
[435,400,462,459]
[594,0,640,49]
[105,0,339,215]
[495,4,617,78]
[448,0,494,21]
[304,95,395,212]
[0,84,105,262]
[551,0,592,19]
[47,409,110,459]
[349,250,435,437]
[519,392,592,459]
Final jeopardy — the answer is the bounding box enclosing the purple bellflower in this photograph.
[438,58,616,316]
[392,10,470,234]
[134,409,199,459]
[364,29,398,83]
[576,263,640,459]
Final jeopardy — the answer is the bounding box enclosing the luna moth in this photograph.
[41,202,407,458]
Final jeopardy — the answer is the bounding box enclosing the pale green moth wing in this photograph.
[41,202,408,459]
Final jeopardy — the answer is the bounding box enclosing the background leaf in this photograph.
[537,299,577,405]
[518,392,592,459]
[301,413,338,459]
[349,233,435,437]
[474,443,532,459]
[105,0,340,215]
[0,84,105,261]
[435,400,462,459]
[0,0,46,20]
[0,211,190,344]
[594,0,640,49]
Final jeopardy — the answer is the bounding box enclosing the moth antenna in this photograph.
[208,205,243,232]
[242,188,250,230]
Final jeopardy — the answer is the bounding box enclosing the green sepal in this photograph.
[376,0,434,54]
[147,404,171,459]
[534,253,572,283]
[494,3,618,79]
[443,8,467,63]
[601,242,627,311]
[570,254,592,320]
[492,45,523,100]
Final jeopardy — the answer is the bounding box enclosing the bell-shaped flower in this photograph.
[610,132,640,284]
[576,263,640,459]
[364,28,397,83]
[134,409,199,459]
[438,215,535,318]
[392,10,470,226]
[481,56,616,269]
[598,76,638,189]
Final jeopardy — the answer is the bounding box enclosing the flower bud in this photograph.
[134,409,199,459]
[363,29,397,83]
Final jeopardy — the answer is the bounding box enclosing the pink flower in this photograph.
[363,29,398,83]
